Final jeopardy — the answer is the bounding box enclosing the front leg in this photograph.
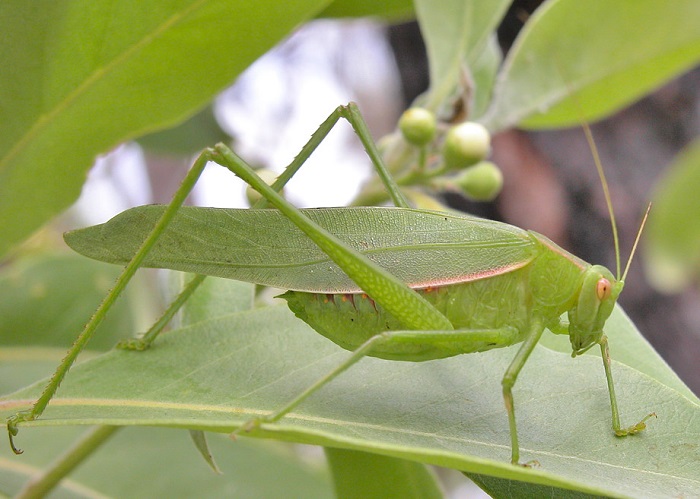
[501,319,545,466]
[598,335,656,437]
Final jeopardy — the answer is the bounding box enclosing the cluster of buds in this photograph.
[397,107,503,201]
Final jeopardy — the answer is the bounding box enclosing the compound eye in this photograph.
[596,278,611,301]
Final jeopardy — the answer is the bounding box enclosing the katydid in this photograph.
[6,103,654,466]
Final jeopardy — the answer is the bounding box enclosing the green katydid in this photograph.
[6,103,654,466]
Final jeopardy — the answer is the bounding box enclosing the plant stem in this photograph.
[16,426,120,499]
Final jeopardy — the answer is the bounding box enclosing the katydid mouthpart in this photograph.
[6,103,654,466]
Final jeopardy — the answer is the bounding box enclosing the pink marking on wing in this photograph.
[319,260,530,294]
[405,261,530,290]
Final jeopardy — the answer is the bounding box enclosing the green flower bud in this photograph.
[442,122,491,170]
[456,161,503,201]
[246,169,281,206]
[398,107,437,146]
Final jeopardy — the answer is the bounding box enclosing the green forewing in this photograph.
[64,206,537,293]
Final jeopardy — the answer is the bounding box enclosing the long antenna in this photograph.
[621,203,651,283]
[553,60,622,279]
[579,121,622,280]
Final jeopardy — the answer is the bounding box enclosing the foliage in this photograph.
[2,0,700,497]
[645,139,700,292]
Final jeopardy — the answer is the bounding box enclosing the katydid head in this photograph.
[567,205,649,356]
[568,265,623,356]
[564,123,623,357]
[566,100,651,356]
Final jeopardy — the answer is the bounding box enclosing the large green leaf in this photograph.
[2,294,698,497]
[644,138,700,293]
[483,0,700,131]
[0,0,332,257]
[0,425,332,498]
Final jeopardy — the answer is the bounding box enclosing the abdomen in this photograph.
[280,269,531,361]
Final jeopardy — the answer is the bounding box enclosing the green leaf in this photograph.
[325,448,443,499]
[3,300,698,497]
[319,0,414,20]
[469,34,502,120]
[0,425,332,498]
[483,0,700,131]
[644,138,700,293]
[0,346,332,498]
[468,473,604,499]
[414,0,510,116]
[0,0,332,257]
[540,307,695,401]
[174,273,256,325]
[137,106,230,156]
[189,429,222,474]
[0,253,144,351]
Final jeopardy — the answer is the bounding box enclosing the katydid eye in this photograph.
[596,278,611,300]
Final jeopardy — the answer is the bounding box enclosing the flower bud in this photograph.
[246,169,281,206]
[398,108,437,147]
[442,122,491,170]
[456,161,503,201]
